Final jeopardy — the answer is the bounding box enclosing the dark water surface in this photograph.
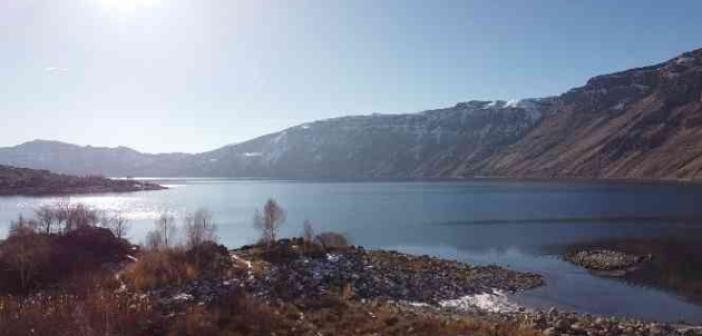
[2,178,702,322]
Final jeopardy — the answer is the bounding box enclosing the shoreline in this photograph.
[109,175,702,187]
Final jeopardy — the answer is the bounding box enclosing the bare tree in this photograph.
[66,204,99,230]
[155,212,177,248]
[184,208,217,247]
[34,205,56,234]
[101,212,130,239]
[53,197,71,233]
[253,199,286,245]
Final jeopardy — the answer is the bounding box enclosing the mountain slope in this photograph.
[471,48,702,180]
[1,48,701,180]
[0,140,191,177]
[191,99,554,178]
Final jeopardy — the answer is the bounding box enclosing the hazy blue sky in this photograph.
[2,0,701,153]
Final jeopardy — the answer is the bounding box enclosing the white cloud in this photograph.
[45,66,69,73]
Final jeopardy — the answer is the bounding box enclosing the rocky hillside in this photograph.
[471,48,702,180]
[0,165,164,195]
[1,48,701,180]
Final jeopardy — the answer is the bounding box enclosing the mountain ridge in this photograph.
[2,48,701,180]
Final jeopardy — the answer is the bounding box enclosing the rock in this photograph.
[564,249,651,273]
[543,327,557,336]
[234,241,544,304]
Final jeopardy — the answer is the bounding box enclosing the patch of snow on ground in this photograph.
[243,152,263,157]
[231,254,252,269]
[439,290,522,314]
[503,99,544,122]
[407,301,431,308]
[675,56,695,65]
[172,293,194,302]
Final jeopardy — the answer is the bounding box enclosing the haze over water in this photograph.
[2,178,702,322]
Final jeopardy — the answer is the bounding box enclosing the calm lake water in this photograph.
[2,178,702,323]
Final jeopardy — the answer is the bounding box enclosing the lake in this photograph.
[2,178,702,323]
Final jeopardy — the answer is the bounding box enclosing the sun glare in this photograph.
[99,0,161,12]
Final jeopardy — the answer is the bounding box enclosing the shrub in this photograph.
[124,242,232,291]
[0,226,129,293]
[123,248,196,291]
[0,231,50,292]
[185,241,233,278]
[315,232,350,250]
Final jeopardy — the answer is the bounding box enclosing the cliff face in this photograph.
[1,48,701,180]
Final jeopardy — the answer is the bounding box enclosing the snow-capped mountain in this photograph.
[1,48,702,180]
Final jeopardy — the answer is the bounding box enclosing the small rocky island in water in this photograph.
[564,248,653,276]
[0,164,164,195]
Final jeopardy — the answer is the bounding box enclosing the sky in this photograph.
[1,0,701,153]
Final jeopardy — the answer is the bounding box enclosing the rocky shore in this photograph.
[516,307,702,336]
[564,248,652,274]
[141,239,702,336]
[234,239,543,304]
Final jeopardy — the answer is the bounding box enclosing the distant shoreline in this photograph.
[0,165,166,197]
[111,175,702,187]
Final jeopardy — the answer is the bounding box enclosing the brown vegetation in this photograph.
[123,242,232,291]
[0,202,133,294]
[0,200,544,336]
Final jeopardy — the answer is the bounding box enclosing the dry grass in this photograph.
[0,290,153,336]
[301,301,542,336]
[123,248,198,291]
[123,242,232,291]
[1,233,542,336]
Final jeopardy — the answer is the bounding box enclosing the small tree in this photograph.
[302,219,315,243]
[253,199,286,246]
[184,208,217,248]
[154,212,177,248]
